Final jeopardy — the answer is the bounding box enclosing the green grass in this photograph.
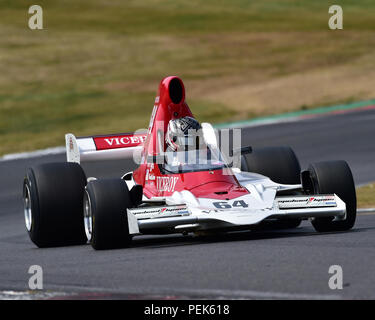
[1,1,375,154]
[357,183,375,209]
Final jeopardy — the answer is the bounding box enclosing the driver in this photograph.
[166,116,202,152]
[165,116,202,167]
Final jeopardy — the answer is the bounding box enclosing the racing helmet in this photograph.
[166,116,202,151]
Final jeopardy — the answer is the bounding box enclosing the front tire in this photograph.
[85,179,133,250]
[23,162,87,248]
[242,146,302,229]
[242,146,301,184]
[308,161,357,232]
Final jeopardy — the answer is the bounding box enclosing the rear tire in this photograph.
[242,146,301,184]
[242,146,302,229]
[308,161,357,232]
[85,179,132,250]
[23,162,87,248]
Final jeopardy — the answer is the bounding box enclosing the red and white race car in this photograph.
[23,76,357,249]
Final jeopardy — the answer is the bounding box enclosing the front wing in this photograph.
[126,194,346,235]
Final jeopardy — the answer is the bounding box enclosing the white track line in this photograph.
[0,146,65,162]
[357,208,375,216]
[15,284,340,300]
[214,115,303,129]
[0,290,70,300]
[357,208,375,213]
[356,183,374,188]
[165,287,341,300]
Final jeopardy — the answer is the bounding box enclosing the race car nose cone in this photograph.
[189,181,248,200]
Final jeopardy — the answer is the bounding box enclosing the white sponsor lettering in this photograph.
[104,135,146,147]
[145,170,155,181]
[146,163,156,181]
[148,105,158,133]
[129,205,189,219]
[157,176,178,192]
[278,196,336,209]
[104,138,118,146]
[120,137,130,144]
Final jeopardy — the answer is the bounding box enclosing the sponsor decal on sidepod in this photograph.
[156,176,179,192]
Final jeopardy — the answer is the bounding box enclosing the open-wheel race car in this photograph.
[23,76,357,249]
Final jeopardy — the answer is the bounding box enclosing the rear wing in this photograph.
[65,132,147,163]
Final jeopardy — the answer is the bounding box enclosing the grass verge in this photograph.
[1,1,375,154]
[357,183,375,209]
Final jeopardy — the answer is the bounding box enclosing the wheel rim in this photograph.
[83,190,92,242]
[23,183,32,232]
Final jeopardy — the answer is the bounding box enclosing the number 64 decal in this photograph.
[213,200,249,209]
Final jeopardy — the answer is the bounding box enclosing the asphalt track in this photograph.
[0,108,375,299]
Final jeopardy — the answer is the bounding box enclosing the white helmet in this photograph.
[166,116,202,151]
